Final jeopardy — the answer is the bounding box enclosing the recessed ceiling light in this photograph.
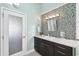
[12,3,20,8]
[8,3,20,8]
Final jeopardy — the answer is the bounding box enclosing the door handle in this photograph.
[23,36,26,38]
[2,36,4,40]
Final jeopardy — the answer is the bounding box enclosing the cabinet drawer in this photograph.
[55,50,66,56]
[55,46,72,53]
[55,43,71,49]
[55,43,72,51]
[55,43,73,56]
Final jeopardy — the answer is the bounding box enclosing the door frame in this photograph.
[0,7,27,56]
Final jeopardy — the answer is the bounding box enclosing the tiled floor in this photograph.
[25,51,41,56]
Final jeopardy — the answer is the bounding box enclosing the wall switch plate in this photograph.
[60,32,65,38]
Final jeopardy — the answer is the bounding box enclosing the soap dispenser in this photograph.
[48,34,50,36]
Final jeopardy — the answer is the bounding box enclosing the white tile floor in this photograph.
[25,51,41,56]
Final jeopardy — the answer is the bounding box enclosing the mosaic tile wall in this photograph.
[41,3,76,40]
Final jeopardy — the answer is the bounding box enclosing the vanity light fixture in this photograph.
[44,13,59,20]
[48,14,59,18]
[52,15,56,17]
[49,16,53,18]
[48,15,56,18]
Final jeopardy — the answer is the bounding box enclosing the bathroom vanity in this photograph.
[34,35,78,56]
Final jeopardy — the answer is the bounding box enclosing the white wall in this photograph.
[0,3,41,52]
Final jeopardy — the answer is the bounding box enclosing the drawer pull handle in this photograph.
[57,46,65,49]
[57,51,65,55]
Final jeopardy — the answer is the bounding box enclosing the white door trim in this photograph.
[0,7,4,56]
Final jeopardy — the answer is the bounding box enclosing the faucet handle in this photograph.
[48,34,49,36]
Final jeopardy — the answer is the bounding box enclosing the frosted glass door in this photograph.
[9,15,22,55]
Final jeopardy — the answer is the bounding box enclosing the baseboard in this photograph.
[11,49,35,56]
[25,49,35,55]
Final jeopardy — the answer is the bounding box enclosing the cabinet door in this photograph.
[48,45,54,56]
[39,42,55,56]
[34,37,39,52]
[39,42,48,56]
[43,41,54,56]
[34,37,55,56]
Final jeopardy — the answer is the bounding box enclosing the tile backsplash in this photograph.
[41,3,76,40]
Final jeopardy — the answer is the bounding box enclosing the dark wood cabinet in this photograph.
[47,44,54,56]
[39,42,48,56]
[34,37,73,56]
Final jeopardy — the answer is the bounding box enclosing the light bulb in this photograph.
[56,14,59,16]
[52,15,56,17]
[49,16,52,18]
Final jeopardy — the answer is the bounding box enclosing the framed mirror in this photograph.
[47,17,58,32]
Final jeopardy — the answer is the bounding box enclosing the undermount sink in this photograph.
[42,35,56,40]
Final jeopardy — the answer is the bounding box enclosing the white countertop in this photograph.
[35,35,79,48]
